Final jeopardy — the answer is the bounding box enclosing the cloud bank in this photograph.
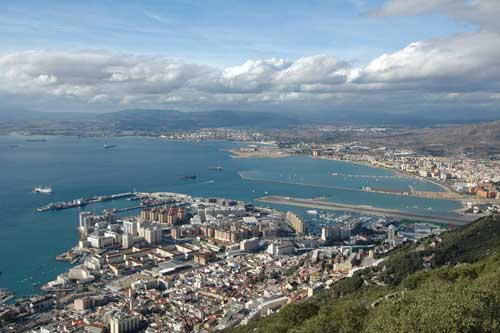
[1,0,500,114]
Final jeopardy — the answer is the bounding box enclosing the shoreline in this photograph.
[237,168,467,205]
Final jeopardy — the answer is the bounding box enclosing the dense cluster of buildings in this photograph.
[159,129,262,142]
[309,145,499,190]
[0,192,446,333]
[308,144,500,212]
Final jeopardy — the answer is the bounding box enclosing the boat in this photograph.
[103,145,117,149]
[209,166,223,171]
[33,186,53,194]
[307,209,319,215]
[180,175,197,180]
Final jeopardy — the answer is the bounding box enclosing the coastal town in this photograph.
[1,128,499,333]
[0,191,446,333]
[222,129,500,215]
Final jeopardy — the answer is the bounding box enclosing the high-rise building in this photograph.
[122,234,134,249]
[387,224,396,241]
[144,227,162,245]
[122,220,137,236]
[286,211,305,236]
[79,211,96,234]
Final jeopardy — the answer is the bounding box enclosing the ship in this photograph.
[103,145,117,149]
[209,166,223,171]
[180,175,197,180]
[33,186,53,194]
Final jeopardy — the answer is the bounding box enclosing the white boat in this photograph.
[33,186,53,194]
[307,209,319,215]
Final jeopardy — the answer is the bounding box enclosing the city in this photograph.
[2,0,500,332]
[0,191,447,332]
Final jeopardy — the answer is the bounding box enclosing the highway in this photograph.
[258,196,476,226]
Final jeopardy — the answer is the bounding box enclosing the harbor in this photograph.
[36,192,136,212]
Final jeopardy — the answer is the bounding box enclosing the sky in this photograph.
[0,0,499,115]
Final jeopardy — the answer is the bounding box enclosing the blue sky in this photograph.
[1,0,470,66]
[0,0,499,114]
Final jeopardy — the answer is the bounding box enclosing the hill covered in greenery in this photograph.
[224,214,500,333]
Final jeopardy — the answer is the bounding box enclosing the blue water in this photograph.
[0,135,461,297]
[238,156,441,192]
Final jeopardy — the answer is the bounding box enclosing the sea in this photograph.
[0,134,462,297]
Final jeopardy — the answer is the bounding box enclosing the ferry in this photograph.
[33,186,53,194]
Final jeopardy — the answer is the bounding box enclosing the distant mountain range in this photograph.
[1,108,499,129]
[99,109,300,130]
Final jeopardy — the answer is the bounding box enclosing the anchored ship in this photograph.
[33,186,53,194]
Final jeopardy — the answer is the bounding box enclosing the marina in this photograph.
[258,195,475,225]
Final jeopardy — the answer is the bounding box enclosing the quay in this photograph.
[258,196,476,225]
[103,202,169,214]
[37,192,135,212]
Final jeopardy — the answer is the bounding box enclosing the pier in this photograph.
[258,196,476,225]
[37,192,135,212]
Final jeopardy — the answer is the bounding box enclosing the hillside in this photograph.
[93,109,299,130]
[224,214,500,333]
[380,121,500,156]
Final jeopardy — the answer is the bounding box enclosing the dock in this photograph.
[37,192,135,212]
[258,196,476,226]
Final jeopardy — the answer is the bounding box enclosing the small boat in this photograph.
[103,145,117,149]
[33,186,53,194]
[307,210,319,215]
[180,175,197,180]
[209,166,223,171]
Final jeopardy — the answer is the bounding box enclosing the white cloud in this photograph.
[356,31,500,91]
[0,30,500,114]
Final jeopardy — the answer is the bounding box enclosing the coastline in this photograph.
[227,148,292,159]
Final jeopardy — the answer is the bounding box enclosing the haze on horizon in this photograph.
[1,0,500,118]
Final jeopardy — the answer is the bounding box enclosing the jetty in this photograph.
[37,192,135,212]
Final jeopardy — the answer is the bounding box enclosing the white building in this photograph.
[109,313,139,333]
[144,227,162,245]
[267,242,294,256]
[123,219,137,236]
[240,237,260,252]
[122,234,135,249]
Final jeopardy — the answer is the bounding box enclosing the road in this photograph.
[258,196,476,225]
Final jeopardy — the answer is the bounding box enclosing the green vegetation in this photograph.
[224,214,500,333]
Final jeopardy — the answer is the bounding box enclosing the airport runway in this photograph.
[258,196,476,225]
